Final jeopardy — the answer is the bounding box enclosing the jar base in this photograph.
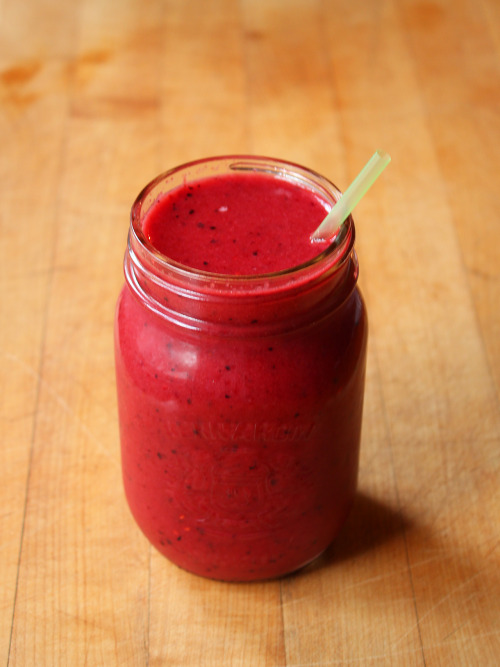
[156,544,333,583]
[147,506,354,583]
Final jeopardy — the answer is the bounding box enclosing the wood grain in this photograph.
[1,0,499,665]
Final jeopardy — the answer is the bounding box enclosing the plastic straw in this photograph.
[310,150,391,241]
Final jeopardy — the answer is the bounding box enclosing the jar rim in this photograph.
[128,155,355,294]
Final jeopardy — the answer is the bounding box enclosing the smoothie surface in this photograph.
[143,172,331,275]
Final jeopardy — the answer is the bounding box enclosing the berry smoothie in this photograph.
[115,157,367,581]
[143,171,330,274]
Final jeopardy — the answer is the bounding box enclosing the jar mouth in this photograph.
[128,155,355,293]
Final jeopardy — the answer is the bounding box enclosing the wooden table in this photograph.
[2,0,499,664]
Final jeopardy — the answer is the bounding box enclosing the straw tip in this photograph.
[375,149,391,163]
[309,149,391,243]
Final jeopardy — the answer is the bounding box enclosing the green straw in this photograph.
[310,150,391,241]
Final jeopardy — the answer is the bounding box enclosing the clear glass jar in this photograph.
[114,156,368,581]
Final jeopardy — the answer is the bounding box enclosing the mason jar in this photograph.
[114,156,368,581]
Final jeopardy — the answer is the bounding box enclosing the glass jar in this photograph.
[114,156,368,581]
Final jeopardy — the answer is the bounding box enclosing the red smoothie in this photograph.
[143,171,330,274]
[115,156,367,581]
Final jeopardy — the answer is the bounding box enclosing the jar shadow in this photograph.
[283,490,500,651]
[297,491,412,576]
